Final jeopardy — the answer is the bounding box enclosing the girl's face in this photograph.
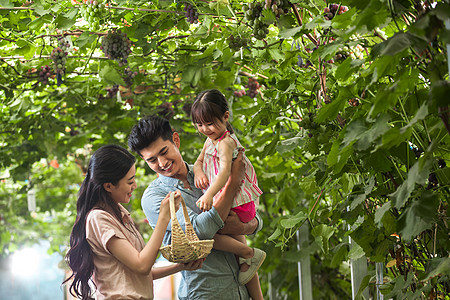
[105,164,137,204]
[196,112,229,141]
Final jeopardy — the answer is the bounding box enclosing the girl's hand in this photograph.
[194,172,209,190]
[196,194,213,211]
[160,191,182,220]
[179,258,205,271]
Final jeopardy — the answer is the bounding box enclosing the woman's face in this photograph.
[107,164,137,204]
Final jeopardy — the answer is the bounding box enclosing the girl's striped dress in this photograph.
[202,131,262,208]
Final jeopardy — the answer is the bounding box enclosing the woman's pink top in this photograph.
[202,131,262,208]
[86,204,153,299]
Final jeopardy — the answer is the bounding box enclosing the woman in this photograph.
[63,145,203,299]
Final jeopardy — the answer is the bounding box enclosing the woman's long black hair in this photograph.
[62,145,136,300]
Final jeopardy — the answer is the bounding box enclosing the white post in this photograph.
[268,272,277,300]
[376,262,384,300]
[297,222,313,300]
[349,235,369,299]
[446,19,450,73]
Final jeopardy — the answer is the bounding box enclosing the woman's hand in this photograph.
[160,191,182,221]
[179,258,205,271]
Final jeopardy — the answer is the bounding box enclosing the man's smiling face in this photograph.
[139,133,186,180]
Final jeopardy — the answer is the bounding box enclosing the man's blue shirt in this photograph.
[141,163,250,300]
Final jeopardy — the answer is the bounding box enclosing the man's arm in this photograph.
[211,150,245,221]
[218,210,262,235]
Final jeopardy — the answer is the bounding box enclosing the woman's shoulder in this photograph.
[87,208,116,225]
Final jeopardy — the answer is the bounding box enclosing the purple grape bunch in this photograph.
[39,65,52,85]
[266,0,291,18]
[106,85,119,98]
[228,35,249,51]
[124,67,138,87]
[324,3,349,20]
[100,30,132,66]
[184,3,199,24]
[50,47,67,76]
[246,78,260,98]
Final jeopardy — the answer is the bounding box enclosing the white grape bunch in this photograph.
[243,2,269,40]
[79,0,107,31]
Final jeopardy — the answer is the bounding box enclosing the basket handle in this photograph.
[169,192,192,226]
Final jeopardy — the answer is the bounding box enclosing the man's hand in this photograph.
[218,211,244,235]
[229,150,245,187]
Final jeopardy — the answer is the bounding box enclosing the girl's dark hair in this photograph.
[128,114,174,156]
[63,145,136,300]
[191,89,234,134]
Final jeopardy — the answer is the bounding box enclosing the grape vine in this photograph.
[100,29,132,66]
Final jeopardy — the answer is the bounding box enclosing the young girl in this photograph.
[63,145,202,300]
[191,89,265,293]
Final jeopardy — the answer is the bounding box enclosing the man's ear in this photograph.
[103,182,113,193]
[172,132,181,149]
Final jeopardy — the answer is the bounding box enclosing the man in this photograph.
[128,114,262,299]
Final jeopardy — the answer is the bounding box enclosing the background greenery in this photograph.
[1,0,449,298]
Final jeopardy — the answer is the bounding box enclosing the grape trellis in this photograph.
[1,1,449,299]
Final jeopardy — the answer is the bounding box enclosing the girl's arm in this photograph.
[202,136,236,201]
[193,141,209,190]
[106,191,181,275]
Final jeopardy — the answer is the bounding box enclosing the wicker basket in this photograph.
[160,192,214,263]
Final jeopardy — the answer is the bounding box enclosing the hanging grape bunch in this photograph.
[243,2,270,40]
[50,47,67,86]
[57,36,71,52]
[106,85,119,98]
[79,0,106,30]
[265,0,291,17]
[228,35,249,51]
[324,3,348,20]
[184,3,199,24]
[100,29,132,66]
[38,65,52,86]
[246,78,260,98]
[124,67,138,87]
